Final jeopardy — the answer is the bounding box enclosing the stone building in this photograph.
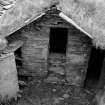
[0,0,105,103]
[4,7,105,88]
[15,8,92,87]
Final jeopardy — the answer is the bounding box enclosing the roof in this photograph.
[0,0,105,49]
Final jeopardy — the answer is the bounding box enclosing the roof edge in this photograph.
[59,12,93,39]
[2,8,93,40]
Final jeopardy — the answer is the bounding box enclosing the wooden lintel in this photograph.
[36,24,71,28]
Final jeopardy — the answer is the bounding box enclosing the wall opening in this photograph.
[14,47,23,70]
[49,27,68,55]
[84,47,105,89]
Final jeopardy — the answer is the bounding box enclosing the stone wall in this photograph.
[21,23,50,77]
[20,13,92,85]
[20,12,70,78]
[66,28,91,86]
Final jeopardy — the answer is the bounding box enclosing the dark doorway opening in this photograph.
[49,27,68,55]
[84,47,105,89]
[14,47,23,69]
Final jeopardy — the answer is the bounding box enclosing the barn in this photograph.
[0,0,105,104]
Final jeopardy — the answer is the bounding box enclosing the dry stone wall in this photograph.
[19,14,92,86]
[21,23,50,77]
[66,28,91,86]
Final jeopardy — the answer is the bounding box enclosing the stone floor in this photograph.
[15,80,94,105]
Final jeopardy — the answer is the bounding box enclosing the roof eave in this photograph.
[59,12,93,39]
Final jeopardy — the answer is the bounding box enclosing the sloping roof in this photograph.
[0,0,105,49]
[59,12,93,39]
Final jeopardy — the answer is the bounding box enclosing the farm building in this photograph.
[0,0,105,105]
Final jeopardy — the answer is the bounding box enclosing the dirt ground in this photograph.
[14,80,95,105]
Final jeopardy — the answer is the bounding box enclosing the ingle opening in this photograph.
[49,27,68,55]
[84,47,105,89]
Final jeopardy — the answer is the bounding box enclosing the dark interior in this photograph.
[49,27,68,54]
[84,47,105,89]
[14,47,22,68]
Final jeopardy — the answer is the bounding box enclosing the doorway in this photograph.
[84,47,105,89]
[49,27,68,55]
[14,47,22,68]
